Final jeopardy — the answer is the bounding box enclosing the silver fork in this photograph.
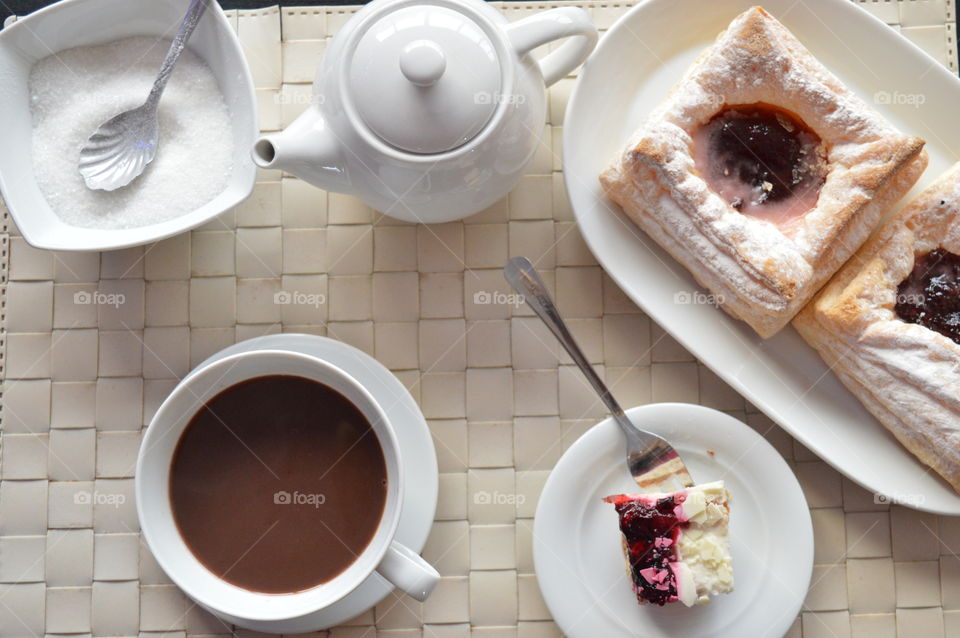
[504,257,694,492]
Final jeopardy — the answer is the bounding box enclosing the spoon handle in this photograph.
[147,0,209,106]
[504,257,630,425]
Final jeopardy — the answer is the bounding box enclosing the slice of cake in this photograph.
[603,481,733,606]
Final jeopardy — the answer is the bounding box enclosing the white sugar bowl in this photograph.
[252,0,597,223]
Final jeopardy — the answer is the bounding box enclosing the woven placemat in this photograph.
[0,2,958,637]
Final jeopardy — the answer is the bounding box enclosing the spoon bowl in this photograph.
[78,0,208,191]
[78,103,159,191]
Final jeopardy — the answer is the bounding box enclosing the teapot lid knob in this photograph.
[399,40,446,87]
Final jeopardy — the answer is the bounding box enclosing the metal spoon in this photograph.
[504,257,694,492]
[78,0,209,191]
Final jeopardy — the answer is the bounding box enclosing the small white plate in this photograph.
[534,404,812,638]
[186,334,438,633]
[564,0,960,514]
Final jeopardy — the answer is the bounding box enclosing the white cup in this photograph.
[135,349,440,627]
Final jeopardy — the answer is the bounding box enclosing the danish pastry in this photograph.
[794,162,960,493]
[600,6,927,337]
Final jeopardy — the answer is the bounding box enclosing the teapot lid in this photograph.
[347,3,502,155]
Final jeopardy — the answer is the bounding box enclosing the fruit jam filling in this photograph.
[895,248,960,345]
[604,493,690,606]
[692,103,826,230]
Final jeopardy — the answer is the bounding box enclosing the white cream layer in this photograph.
[674,481,734,605]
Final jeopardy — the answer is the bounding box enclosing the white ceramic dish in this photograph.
[564,0,960,514]
[140,334,438,633]
[0,0,257,251]
[534,403,812,638]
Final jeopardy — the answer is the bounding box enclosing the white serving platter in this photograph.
[564,0,960,514]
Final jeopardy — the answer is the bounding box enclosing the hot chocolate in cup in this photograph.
[136,349,439,628]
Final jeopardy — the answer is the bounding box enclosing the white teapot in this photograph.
[252,0,597,223]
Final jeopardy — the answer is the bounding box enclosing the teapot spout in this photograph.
[251,110,350,193]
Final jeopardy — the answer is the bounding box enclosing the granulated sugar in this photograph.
[29,36,233,229]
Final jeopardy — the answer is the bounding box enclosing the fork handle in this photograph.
[148,0,209,106]
[504,257,630,425]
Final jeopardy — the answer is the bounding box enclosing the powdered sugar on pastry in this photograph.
[600,6,927,337]
[794,162,960,492]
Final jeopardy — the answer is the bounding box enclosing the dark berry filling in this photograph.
[895,248,960,344]
[604,494,689,606]
[696,104,825,217]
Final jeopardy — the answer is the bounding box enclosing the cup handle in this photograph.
[504,7,598,87]
[376,540,440,601]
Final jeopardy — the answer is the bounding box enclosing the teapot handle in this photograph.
[505,7,598,87]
